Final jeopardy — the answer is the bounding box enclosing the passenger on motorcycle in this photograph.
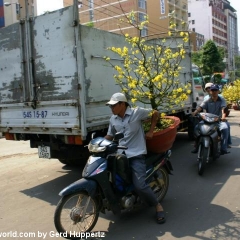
[191,84,230,155]
[105,92,166,224]
[204,82,232,147]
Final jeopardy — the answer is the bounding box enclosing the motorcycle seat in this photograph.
[146,152,166,167]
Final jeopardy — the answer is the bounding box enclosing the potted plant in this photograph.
[222,80,240,111]
[105,13,191,153]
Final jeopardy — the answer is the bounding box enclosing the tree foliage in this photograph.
[201,40,222,75]
[105,12,191,112]
[192,51,202,68]
[192,40,225,75]
[235,55,240,79]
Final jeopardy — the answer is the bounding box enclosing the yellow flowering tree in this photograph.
[105,12,192,112]
[222,80,240,108]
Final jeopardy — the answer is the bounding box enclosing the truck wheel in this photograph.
[188,127,195,141]
[58,159,70,165]
[188,115,197,140]
[58,157,88,166]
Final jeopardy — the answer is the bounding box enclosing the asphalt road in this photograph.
[0,111,240,240]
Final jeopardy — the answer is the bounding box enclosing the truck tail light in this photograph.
[65,135,83,145]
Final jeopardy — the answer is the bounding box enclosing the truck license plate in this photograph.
[38,146,51,159]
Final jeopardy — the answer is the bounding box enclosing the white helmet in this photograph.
[205,82,213,89]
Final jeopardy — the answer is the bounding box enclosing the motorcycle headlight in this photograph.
[204,115,218,123]
[200,113,219,123]
[88,143,106,153]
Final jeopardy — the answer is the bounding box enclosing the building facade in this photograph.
[64,0,189,38]
[223,0,238,73]
[188,0,238,76]
[2,0,37,27]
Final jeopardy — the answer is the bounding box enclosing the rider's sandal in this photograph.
[156,211,166,224]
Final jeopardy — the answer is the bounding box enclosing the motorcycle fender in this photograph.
[164,161,173,175]
[200,137,210,148]
[59,178,97,197]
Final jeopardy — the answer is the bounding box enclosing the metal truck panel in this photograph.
[33,7,79,101]
[0,23,23,103]
[0,100,80,134]
[0,7,84,136]
[80,26,124,129]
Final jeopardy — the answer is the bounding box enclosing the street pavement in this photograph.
[0,110,239,240]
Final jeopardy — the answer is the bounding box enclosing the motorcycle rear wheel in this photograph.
[54,192,99,239]
[151,167,169,202]
[198,145,208,175]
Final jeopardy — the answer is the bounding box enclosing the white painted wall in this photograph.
[188,0,212,42]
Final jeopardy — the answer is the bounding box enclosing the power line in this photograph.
[77,0,176,36]
[64,0,188,38]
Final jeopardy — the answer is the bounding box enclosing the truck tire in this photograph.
[188,121,195,140]
[58,157,89,166]
[58,158,71,165]
[188,115,199,141]
[57,146,90,166]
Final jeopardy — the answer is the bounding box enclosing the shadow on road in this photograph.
[20,164,84,206]
[20,112,240,239]
[94,131,240,240]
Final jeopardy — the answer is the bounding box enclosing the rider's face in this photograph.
[205,87,211,94]
[109,102,126,117]
[210,89,219,96]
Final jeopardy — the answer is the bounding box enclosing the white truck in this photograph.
[0,4,204,165]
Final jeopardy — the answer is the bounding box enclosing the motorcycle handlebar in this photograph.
[189,113,223,122]
[117,146,128,150]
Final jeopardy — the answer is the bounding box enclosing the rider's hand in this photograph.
[145,131,154,139]
[221,118,226,122]
[192,110,198,116]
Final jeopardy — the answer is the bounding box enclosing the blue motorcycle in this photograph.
[54,133,173,239]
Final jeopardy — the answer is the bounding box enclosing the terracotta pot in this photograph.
[233,104,239,110]
[146,116,180,153]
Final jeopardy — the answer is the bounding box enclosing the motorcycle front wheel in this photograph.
[198,145,208,175]
[54,192,99,240]
[150,167,169,202]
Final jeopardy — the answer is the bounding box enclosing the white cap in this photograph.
[205,82,213,89]
[106,92,128,105]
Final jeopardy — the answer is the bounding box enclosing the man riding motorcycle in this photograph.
[105,92,166,224]
[191,84,230,155]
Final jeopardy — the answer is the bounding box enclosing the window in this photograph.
[192,28,195,32]
[188,12,191,17]
[141,27,148,37]
[139,12,146,22]
[138,0,146,9]
[192,20,195,24]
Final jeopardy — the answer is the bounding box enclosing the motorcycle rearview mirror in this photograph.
[91,132,96,139]
[113,132,124,142]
